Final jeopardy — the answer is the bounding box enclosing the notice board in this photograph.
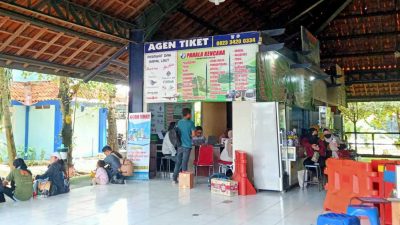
[144,32,260,103]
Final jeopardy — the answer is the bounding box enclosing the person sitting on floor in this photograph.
[301,128,327,170]
[34,152,68,196]
[92,160,109,185]
[0,158,33,203]
[162,122,177,160]
[102,145,125,184]
[192,126,206,146]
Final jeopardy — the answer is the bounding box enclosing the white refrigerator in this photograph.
[233,102,289,192]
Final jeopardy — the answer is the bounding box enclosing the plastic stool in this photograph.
[159,156,173,179]
[347,205,380,225]
[317,213,360,225]
[303,164,323,191]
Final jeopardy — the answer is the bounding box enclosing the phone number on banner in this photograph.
[215,38,258,47]
[213,31,260,47]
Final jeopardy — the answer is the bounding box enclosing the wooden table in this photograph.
[388,198,400,225]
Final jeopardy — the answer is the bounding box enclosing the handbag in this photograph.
[311,151,320,163]
[38,180,52,197]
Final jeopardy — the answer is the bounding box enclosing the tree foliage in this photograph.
[339,102,371,132]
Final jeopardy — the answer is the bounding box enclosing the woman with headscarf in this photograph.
[301,128,327,169]
[0,158,33,202]
[34,152,67,196]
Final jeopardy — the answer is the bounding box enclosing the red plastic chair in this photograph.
[193,145,214,177]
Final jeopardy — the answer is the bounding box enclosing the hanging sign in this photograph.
[144,31,260,103]
[127,113,151,180]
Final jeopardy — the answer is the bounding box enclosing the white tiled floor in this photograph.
[0,179,326,225]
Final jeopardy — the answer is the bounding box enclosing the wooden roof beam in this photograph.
[0,8,124,47]
[364,84,368,95]
[0,22,30,51]
[316,0,353,34]
[16,27,48,55]
[114,0,137,15]
[336,9,400,19]
[49,36,79,62]
[321,31,400,41]
[177,8,225,34]
[75,43,104,67]
[88,47,117,70]
[33,32,64,59]
[322,50,396,58]
[0,16,9,27]
[62,40,93,65]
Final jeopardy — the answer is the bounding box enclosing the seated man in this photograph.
[192,126,206,146]
[34,152,68,196]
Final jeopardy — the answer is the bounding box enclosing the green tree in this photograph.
[339,102,371,149]
[0,68,17,167]
[367,102,400,131]
[59,77,77,165]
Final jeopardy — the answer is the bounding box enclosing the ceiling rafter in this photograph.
[89,47,117,70]
[177,7,225,33]
[49,36,79,62]
[0,22,30,52]
[33,32,65,59]
[336,9,399,19]
[62,40,93,65]
[321,31,400,40]
[75,43,105,67]
[114,0,137,15]
[16,27,48,55]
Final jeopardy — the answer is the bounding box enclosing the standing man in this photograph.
[172,108,195,183]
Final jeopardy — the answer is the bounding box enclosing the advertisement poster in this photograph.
[301,26,320,66]
[148,103,165,134]
[127,113,151,180]
[144,51,178,103]
[177,44,258,102]
[144,31,259,103]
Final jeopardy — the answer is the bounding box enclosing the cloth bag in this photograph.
[298,170,309,188]
[120,158,133,177]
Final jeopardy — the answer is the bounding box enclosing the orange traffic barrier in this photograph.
[324,159,378,213]
[233,150,256,195]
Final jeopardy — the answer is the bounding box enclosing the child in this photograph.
[92,160,109,185]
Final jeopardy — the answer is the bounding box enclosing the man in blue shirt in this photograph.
[172,108,195,183]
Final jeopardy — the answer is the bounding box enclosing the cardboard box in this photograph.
[179,172,194,189]
[211,178,238,196]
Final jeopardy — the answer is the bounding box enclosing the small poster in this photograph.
[127,113,151,180]
[148,103,165,134]
[144,51,178,103]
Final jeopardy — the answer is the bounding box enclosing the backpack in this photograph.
[168,126,181,148]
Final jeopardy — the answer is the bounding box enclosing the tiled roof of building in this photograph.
[11,81,59,105]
